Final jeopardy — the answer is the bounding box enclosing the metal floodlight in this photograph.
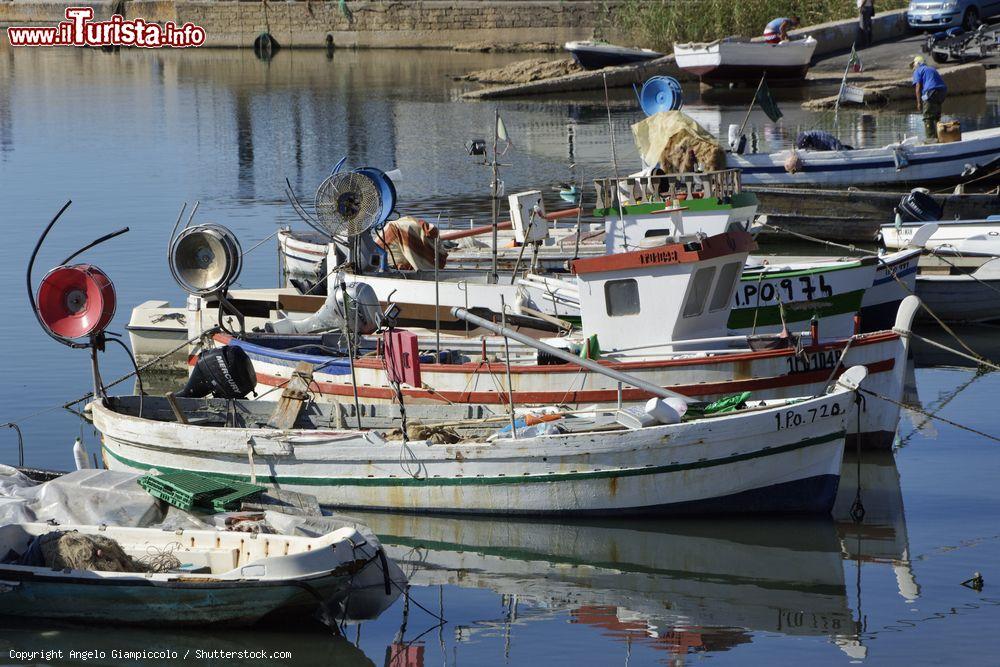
[466,139,487,157]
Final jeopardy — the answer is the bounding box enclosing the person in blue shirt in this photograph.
[763,16,800,44]
[911,55,947,141]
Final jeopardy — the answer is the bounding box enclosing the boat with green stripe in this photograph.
[92,368,868,516]
[730,257,878,337]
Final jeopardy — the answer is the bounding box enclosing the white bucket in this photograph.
[643,397,689,425]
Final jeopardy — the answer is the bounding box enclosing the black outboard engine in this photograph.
[898,189,943,223]
[176,345,256,399]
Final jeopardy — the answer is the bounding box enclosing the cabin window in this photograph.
[643,228,671,238]
[709,261,742,312]
[604,279,641,316]
[682,267,717,318]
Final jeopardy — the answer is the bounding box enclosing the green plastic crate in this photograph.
[139,471,239,512]
[207,479,267,512]
[139,471,266,514]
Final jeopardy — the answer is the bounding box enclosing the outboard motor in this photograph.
[898,189,943,222]
[176,345,256,399]
[266,280,382,336]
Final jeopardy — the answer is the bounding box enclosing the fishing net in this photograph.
[631,111,726,174]
[37,531,146,573]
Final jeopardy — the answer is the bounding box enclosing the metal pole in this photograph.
[340,280,364,429]
[833,44,855,134]
[500,297,518,438]
[451,307,694,403]
[434,234,441,361]
[737,73,765,139]
[490,107,500,285]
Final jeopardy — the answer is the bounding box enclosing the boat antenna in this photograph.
[737,73,766,140]
[603,73,629,251]
[490,106,501,284]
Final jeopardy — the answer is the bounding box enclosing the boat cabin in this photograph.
[571,230,755,353]
[593,169,758,254]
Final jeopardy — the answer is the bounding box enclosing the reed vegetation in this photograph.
[605,0,909,52]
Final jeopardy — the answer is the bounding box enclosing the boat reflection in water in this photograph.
[834,449,920,606]
[352,512,866,661]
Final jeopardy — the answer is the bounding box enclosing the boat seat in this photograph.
[126,546,240,574]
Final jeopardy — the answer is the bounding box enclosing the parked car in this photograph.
[907,0,1000,31]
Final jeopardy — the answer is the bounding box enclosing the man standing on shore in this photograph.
[912,55,947,141]
[763,16,800,44]
[858,0,875,48]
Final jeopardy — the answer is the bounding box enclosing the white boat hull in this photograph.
[729,128,1000,187]
[95,386,857,515]
[674,37,817,84]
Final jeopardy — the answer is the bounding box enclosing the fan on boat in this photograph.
[314,167,397,240]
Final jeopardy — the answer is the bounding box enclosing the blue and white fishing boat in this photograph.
[728,127,1000,187]
[564,40,663,70]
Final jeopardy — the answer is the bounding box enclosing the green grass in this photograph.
[602,0,910,52]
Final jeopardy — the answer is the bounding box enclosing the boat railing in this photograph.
[594,169,742,211]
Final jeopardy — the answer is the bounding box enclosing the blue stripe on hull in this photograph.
[606,474,842,516]
[873,265,917,286]
[738,146,1000,175]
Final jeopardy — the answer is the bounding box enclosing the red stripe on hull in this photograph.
[254,359,895,405]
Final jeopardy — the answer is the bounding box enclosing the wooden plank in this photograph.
[267,362,315,430]
[165,393,189,425]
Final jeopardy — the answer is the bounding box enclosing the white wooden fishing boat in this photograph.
[673,37,817,85]
[207,232,920,449]
[733,247,921,337]
[862,248,923,331]
[279,229,334,283]
[916,257,1000,322]
[564,40,663,70]
[729,127,1000,187]
[94,368,864,515]
[880,218,1000,251]
[733,256,877,337]
[0,522,399,626]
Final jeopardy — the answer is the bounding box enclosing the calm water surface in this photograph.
[1,46,999,665]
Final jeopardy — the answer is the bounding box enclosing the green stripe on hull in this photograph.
[103,430,843,488]
[593,192,757,218]
[727,290,865,329]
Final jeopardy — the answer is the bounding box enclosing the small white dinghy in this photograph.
[0,522,398,626]
[880,218,1000,251]
[673,36,817,85]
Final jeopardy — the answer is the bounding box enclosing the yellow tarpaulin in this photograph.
[631,111,726,173]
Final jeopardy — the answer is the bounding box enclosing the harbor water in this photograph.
[2,45,1000,664]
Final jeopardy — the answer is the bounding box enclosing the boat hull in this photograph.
[917,274,1000,322]
[752,188,1000,243]
[95,390,853,515]
[0,571,351,626]
[215,323,911,450]
[566,42,662,70]
[730,128,1000,188]
[674,38,816,85]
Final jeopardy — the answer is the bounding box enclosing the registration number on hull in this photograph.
[774,401,843,431]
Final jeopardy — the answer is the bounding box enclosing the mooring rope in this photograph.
[758,219,997,366]
[861,386,1000,443]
